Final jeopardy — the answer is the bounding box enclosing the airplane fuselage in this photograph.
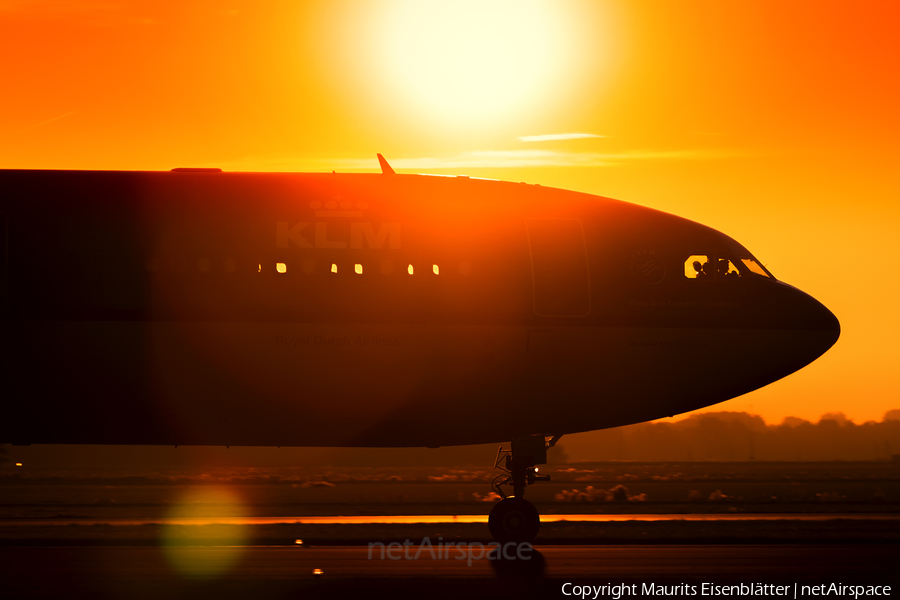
[0,169,839,447]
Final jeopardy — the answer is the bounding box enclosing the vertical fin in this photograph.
[377,154,396,176]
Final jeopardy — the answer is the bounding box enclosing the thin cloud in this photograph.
[331,149,735,170]
[518,133,605,142]
[29,110,78,130]
[215,148,741,173]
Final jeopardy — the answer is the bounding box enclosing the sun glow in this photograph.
[368,0,577,127]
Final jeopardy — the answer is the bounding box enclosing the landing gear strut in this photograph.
[488,435,560,544]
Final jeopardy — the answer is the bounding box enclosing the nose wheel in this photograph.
[488,497,540,544]
[487,435,560,544]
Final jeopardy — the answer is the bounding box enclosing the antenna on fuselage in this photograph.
[377,153,396,176]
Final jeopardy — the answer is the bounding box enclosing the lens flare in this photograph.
[160,486,248,580]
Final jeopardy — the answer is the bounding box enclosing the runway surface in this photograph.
[5,513,899,527]
[3,544,897,599]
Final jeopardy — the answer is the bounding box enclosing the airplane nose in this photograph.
[775,281,840,357]
[817,298,840,340]
[790,283,839,332]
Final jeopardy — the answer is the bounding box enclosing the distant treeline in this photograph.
[560,410,900,462]
[5,411,900,468]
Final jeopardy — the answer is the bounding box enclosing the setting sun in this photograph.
[370,1,571,126]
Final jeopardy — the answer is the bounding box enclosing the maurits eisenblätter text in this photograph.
[561,582,892,599]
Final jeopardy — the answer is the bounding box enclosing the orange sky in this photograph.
[2,1,898,425]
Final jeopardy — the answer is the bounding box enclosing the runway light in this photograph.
[313,568,324,576]
[276,262,287,273]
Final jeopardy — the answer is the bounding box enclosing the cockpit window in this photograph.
[684,254,737,279]
[741,258,772,278]
[718,258,740,278]
[685,255,711,279]
[684,254,742,279]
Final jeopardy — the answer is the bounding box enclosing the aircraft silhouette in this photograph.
[0,156,839,542]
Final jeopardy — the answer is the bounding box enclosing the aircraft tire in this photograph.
[488,498,540,544]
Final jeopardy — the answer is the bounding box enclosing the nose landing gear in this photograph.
[488,435,560,544]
